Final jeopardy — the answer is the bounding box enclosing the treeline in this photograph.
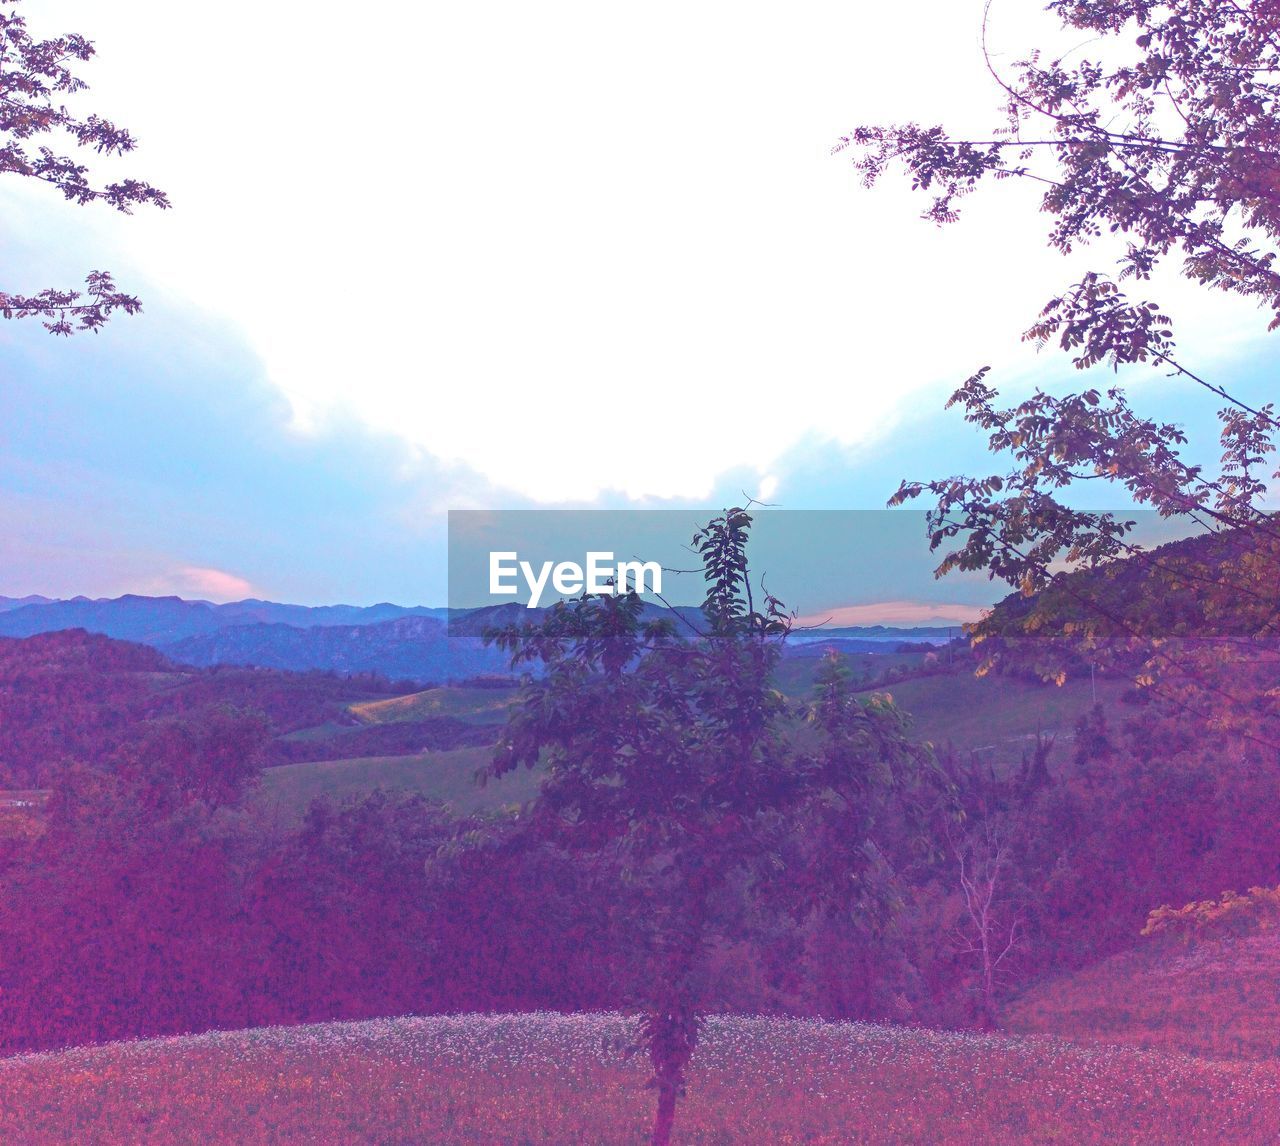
[0,684,1277,1052]
[0,630,420,787]
[0,746,618,1051]
[1,627,1278,1052]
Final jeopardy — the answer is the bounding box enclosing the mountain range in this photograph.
[0,595,952,682]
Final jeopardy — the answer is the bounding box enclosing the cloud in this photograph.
[166,566,257,602]
[3,0,1274,604]
[795,601,988,628]
[48,0,1266,503]
[130,564,258,603]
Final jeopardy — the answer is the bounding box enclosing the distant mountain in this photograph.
[161,616,509,682]
[209,600,450,628]
[0,595,225,643]
[0,594,955,681]
[0,595,449,645]
[0,595,55,613]
[787,625,955,646]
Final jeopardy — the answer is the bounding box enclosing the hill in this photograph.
[0,625,1119,826]
[256,667,1120,822]
[862,670,1127,770]
[0,630,415,787]
[1006,891,1280,1060]
[0,1012,1274,1144]
[161,616,510,681]
[349,684,518,726]
[258,746,536,819]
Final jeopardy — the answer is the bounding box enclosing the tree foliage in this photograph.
[486,508,940,1145]
[0,1,168,333]
[847,1,1280,746]
[846,1,1280,325]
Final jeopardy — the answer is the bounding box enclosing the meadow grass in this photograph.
[349,686,517,727]
[1,1012,1277,1144]
[868,672,1127,770]
[1007,929,1280,1061]
[257,746,539,819]
[270,671,1122,820]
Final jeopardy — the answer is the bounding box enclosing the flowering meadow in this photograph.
[1,1011,1278,1144]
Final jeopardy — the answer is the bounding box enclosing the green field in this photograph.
[349,686,517,727]
[3,1012,1276,1144]
[270,669,1119,816]
[277,721,361,743]
[771,648,926,695]
[1007,926,1280,1061]
[865,671,1127,771]
[258,747,539,819]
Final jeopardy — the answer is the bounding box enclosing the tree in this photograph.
[950,818,1021,1029]
[845,1,1280,739]
[113,707,271,814]
[0,1,168,333]
[486,508,938,1146]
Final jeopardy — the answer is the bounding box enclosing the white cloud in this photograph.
[18,1,1270,505]
[168,566,257,601]
[135,566,258,602]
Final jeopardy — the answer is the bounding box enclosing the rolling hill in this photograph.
[161,616,510,681]
[258,745,535,820]
[0,1012,1274,1144]
[1006,901,1280,1060]
[0,629,416,787]
[349,684,518,726]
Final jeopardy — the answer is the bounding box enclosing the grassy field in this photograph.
[345,669,1120,753]
[1006,928,1280,1061]
[349,686,517,727]
[257,747,539,819]
[267,669,1118,817]
[865,671,1127,771]
[277,721,361,743]
[2,1012,1277,1144]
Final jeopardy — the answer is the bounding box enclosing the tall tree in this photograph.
[0,1,167,333]
[487,508,938,1146]
[846,1,1280,735]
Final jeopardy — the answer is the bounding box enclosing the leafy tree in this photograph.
[845,1,1280,739]
[0,1,168,333]
[487,508,939,1145]
[112,707,271,813]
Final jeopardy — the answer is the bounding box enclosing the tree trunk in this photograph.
[651,1074,678,1146]
[646,1005,697,1146]
[977,987,999,1032]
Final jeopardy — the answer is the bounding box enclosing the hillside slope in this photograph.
[1006,920,1280,1060]
[0,1012,1274,1144]
[0,630,410,786]
[258,746,535,819]
[349,684,518,726]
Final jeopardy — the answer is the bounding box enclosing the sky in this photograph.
[1,1,1275,613]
